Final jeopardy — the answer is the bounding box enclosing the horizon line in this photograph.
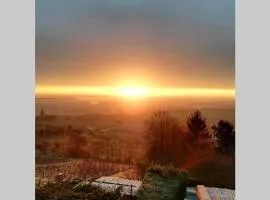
[35,85,235,98]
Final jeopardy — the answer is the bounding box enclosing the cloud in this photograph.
[36,0,235,88]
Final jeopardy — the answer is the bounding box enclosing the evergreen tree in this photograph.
[186,110,210,147]
[40,109,45,117]
[212,120,235,156]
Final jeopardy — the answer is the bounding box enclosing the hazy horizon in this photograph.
[36,0,235,96]
[35,1,235,196]
[36,94,235,117]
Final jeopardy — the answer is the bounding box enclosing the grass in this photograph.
[36,157,144,200]
[36,178,125,200]
[138,163,189,200]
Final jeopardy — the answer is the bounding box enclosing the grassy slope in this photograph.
[139,172,182,200]
[138,164,189,200]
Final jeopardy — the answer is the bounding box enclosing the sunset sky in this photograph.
[36,0,235,97]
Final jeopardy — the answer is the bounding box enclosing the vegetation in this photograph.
[175,172,189,200]
[144,111,189,165]
[146,163,182,179]
[35,121,145,164]
[212,120,235,156]
[186,110,212,147]
[36,178,125,200]
[138,163,189,200]
[67,130,89,158]
[144,110,235,189]
[36,158,131,185]
[35,107,235,198]
[187,157,235,189]
[40,109,45,117]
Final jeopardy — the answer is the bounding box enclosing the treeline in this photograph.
[145,110,235,165]
[36,109,235,166]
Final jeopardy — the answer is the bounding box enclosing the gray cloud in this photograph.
[36,0,235,88]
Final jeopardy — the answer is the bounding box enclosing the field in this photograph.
[35,96,234,162]
[35,156,144,199]
[35,95,235,199]
[36,157,133,185]
[36,176,127,200]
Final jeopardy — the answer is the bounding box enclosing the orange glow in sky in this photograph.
[116,86,150,97]
[35,85,235,98]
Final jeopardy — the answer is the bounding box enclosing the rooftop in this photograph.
[91,176,142,197]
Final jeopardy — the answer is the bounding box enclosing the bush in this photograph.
[174,172,189,200]
[186,158,235,189]
[139,164,190,200]
[146,163,184,179]
[187,177,202,187]
[145,110,184,164]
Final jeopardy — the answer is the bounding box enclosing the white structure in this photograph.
[91,176,142,197]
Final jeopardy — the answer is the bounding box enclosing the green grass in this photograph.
[138,164,189,200]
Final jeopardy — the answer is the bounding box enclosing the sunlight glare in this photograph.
[116,86,150,98]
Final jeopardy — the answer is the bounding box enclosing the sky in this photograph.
[36,0,235,96]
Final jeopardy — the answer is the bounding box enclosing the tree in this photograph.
[145,110,187,164]
[67,129,89,158]
[186,110,210,147]
[40,109,45,117]
[212,120,235,156]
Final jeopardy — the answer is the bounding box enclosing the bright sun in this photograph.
[116,86,150,98]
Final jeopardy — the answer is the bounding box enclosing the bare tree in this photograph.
[145,110,187,164]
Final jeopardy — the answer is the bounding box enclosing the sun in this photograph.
[116,86,150,98]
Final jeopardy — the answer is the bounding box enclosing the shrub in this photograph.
[146,163,183,179]
[174,172,189,200]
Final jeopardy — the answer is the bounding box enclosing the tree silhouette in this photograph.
[67,129,88,158]
[186,110,210,147]
[212,120,235,156]
[40,109,45,117]
[145,110,187,164]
